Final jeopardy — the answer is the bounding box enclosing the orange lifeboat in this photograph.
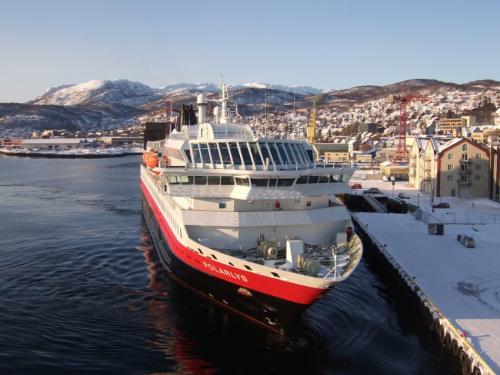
[143,151,159,168]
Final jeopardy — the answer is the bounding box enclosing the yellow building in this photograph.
[438,116,476,134]
[313,143,349,163]
[409,137,490,198]
[380,161,408,180]
[471,128,486,144]
[438,118,466,133]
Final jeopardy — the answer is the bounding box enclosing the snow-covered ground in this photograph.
[355,213,500,373]
[351,171,500,224]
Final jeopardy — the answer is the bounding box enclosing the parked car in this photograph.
[432,202,450,209]
[397,192,410,199]
[350,183,363,189]
[364,187,381,194]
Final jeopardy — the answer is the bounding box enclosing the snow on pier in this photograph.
[354,212,500,373]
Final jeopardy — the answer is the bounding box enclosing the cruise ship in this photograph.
[140,85,363,334]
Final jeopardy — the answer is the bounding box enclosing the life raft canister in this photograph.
[143,151,159,168]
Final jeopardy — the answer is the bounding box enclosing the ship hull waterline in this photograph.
[140,186,335,335]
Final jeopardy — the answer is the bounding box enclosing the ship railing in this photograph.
[323,234,363,280]
[147,140,165,150]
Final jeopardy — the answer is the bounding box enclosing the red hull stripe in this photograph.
[141,181,326,305]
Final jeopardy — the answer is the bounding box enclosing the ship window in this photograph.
[251,178,269,187]
[211,254,218,260]
[228,261,234,266]
[318,176,329,183]
[219,142,231,164]
[229,142,242,165]
[221,176,235,185]
[306,201,312,207]
[239,143,253,166]
[277,178,295,187]
[200,143,210,164]
[209,143,221,164]
[286,143,299,164]
[268,178,278,187]
[341,174,350,183]
[277,143,290,165]
[208,176,220,185]
[258,142,271,166]
[179,175,193,185]
[198,248,204,254]
[296,175,309,184]
[330,174,341,182]
[293,144,305,163]
[249,142,263,165]
[269,143,281,164]
[193,144,202,163]
[308,175,319,183]
[184,149,192,163]
[218,202,226,209]
[289,144,299,163]
[271,272,280,278]
[167,175,180,184]
[244,265,252,271]
[194,176,207,185]
[306,149,314,163]
[235,177,250,186]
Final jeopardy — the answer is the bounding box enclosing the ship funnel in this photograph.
[197,93,208,124]
[214,106,221,123]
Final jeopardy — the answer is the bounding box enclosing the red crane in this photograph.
[392,87,427,163]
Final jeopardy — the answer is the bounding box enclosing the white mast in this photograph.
[220,82,230,124]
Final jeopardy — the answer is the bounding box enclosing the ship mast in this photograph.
[220,82,230,124]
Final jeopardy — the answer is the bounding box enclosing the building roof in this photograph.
[414,137,429,152]
[436,137,489,158]
[313,143,349,152]
[20,138,95,145]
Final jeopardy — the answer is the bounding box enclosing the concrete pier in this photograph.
[353,213,499,375]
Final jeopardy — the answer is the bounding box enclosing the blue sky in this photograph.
[1,0,499,102]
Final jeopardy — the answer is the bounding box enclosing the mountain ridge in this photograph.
[1,78,498,133]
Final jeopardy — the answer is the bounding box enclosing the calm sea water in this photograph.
[0,155,453,374]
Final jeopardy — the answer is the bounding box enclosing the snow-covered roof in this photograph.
[437,137,463,153]
[21,138,90,145]
[414,137,429,152]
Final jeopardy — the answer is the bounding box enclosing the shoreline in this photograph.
[0,149,142,159]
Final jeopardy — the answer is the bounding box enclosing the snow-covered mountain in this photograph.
[237,83,324,95]
[31,79,159,106]
[2,78,498,134]
[158,82,325,95]
[158,82,220,94]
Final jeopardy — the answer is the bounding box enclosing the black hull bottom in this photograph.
[142,194,308,334]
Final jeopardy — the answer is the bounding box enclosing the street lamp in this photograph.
[390,176,396,197]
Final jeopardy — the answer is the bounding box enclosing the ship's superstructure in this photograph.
[140,85,363,333]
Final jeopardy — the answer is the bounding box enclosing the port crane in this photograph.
[392,87,427,163]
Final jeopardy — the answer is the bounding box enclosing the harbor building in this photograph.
[313,143,349,163]
[99,136,143,146]
[19,138,97,150]
[410,137,489,198]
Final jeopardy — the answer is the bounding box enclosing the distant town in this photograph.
[1,80,499,200]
